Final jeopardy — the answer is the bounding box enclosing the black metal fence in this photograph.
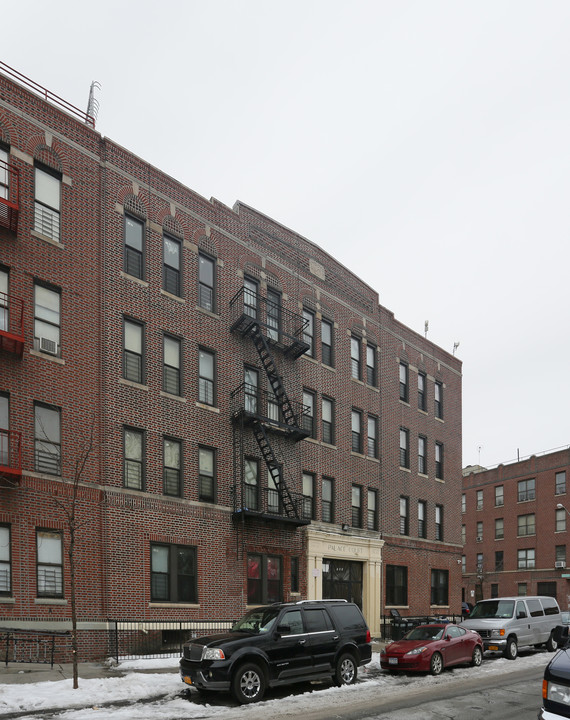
[110,619,237,663]
[381,614,464,641]
[1,628,71,667]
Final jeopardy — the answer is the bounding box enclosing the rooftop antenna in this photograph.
[86,81,101,127]
[453,341,460,355]
[424,320,429,338]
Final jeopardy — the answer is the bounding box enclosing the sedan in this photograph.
[380,623,484,676]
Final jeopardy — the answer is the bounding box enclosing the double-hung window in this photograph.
[302,390,315,438]
[495,485,504,506]
[430,569,449,605]
[0,525,11,595]
[151,543,197,603]
[556,509,566,533]
[367,416,378,458]
[518,513,536,536]
[0,267,8,333]
[163,437,182,497]
[418,372,426,411]
[518,478,535,502]
[0,146,8,200]
[366,344,376,386]
[163,234,181,296]
[556,472,566,496]
[386,565,408,606]
[435,505,443,541]
[399,428,410,468]
[518,548,535,570]
[243,277,258,319]
[495,518,504,540]
[34,402,61,476]
[163,335,181,395]
[435,381,443,419]
[34,283,61,356]
[399,362,409,402]
[351,336,361,380]
[34,165,61,242]
[244,458,259,510]
[123,318,144,384]
[321,318,333,366]
[303,308,315,357]
[351,409,362,453]
[418,500,427,538]
[352,485,362,528]
[266,289,281,342]
[199,446,215,503]
[435,442,444,480]
[418,435,427,474]
[124,427,144,490]
[322,397,334,445]
[367,489,378,530]
[244,367,258,414]
[302,472,315,520]
[36,529,63,597]
[198,253,215,312]
[124,215,144,279]
[247,554,282,604]
[198,349,215,405]
[322,477,334,523]
[400,496,409,535]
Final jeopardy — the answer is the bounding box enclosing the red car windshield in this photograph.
[403,626,444,641]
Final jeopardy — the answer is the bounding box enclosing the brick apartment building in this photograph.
[462,448,570,608]
[0,64,462,659]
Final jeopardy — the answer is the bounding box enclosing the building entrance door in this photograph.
[322,558,363,609]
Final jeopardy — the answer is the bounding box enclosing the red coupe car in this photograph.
[380,623,484,675]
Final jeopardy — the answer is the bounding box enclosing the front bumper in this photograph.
[481,638,507,652]
[538,708,567,720]
[180,659,231,692]
[380,654,426,672]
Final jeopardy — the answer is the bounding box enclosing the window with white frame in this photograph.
[36,529,63,597]
[34,165,61,241]
[163,234,181,296]
[34,402,61,476]
[34,283,61,356]
[123,215,144,279]
[0,525,11,595]
[163,437,181,497]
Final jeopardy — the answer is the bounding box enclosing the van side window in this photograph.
[542,599,560,616]
[516,601,528,618]
[527,598,544,617]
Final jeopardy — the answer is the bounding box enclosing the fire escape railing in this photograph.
[230,384,310,441]
[0,293,24,356]
[0,160,19,233]
[0,429,22,484]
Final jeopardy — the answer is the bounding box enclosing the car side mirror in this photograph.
[517,612,526,619]
[276,624,291,636]
[554,625,569,647]
[445,635,451,641]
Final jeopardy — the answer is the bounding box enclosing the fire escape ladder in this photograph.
[251,420,299,519]
[248,323,299,430]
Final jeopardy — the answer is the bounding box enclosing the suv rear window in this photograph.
[329,604,366,630]
[304,608,334,632]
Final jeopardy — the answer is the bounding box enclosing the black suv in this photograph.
[539,625,570,719]
[180,600,372,704]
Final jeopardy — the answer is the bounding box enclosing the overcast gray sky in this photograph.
[4,1,569,469]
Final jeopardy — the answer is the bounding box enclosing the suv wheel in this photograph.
[231,663,266,704]
[335,652,357,686]
[547,632,558,652]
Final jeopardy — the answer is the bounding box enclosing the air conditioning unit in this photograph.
[476,536,483,542]
[555,561,566,569]
[39,337,58,356]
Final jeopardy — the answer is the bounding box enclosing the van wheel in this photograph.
[430,651,444,675]
[231,663,266,704]
[471,646,483,667]
[503,637,518,660]
[335,653,357,685]
[547,632,558,652]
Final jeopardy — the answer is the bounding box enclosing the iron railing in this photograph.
[381,613,464,641]
[0,429,22,480]
[232,483,308,524]
[0,292,24,351]
[0,628,71,667]
[230,383,309,438]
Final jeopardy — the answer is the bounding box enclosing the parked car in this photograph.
[180,600,371,704]
[538,624,570,719]
[460,596,562,659]
[380,623,483,675]
[462,601,474,619]
[561,611,570,626]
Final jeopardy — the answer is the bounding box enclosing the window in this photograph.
[124,215,144,278]
[476,553,483,573]
[34,165,61,241]
[290,557,299,594]
[418,435,427,474]
[163,437,181,497]
[367,416,378,458]
[267,466,282,514]
[476,490,483,511]
[351,485,362,528]
[462,494,466,513]
[556,508,566,533]
[244,458,259,510]
[435,505,443,541]
[198,252,215,311]
[302,390,315,438]
[163,335,181,395]
[322,477,334,523]
[367,489,378,530]
[435,381,443,419]
[518,478,536,502]
[248,554,282,604]
[366,344,377,386]
[351,336,361,380]
[322,397,334,445]
[0,525,11,595]
[243,277,258,318]
[303,309,315,357]
[302,472,315,520]
[386,565,408,606]
[124,427,144,490]
[418,500,427,538]
[199,446,215,503]
[431,569,449,606]
[556,545,566,564]
[461,524,466,544]
[495,485,504,507]
[151,543,197,603]
[556,472,566,496]
[399,427,409,468]
[0,267,7,333]
[36,529,63,597]
[495,518,504,540]
[198,349,215,405]
[495,551,504,571]
[266,288,281,342]
[399,362,409,402]
[244,366,258,414]
[399,496,409,535]
[518,548,535,569]
[0,146,8,200]
[34,403,61,475]
[0,394,9,468]
[435,442,444,480]
[321,318,333,366]
[476,521,483,540]
[461,555,466,573]
[491,584,499,599]
[418,371,426,411]
[518,583,527,596]
[518,513,536,536]
[34,283,61,356]
[123,318,144,384]
[351,409,362,453]
[163,234,181,296]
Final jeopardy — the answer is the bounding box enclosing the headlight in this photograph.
[546,681,570,706]
[202,647,225,661]
[404,646,428,656]
[490,629,505,638]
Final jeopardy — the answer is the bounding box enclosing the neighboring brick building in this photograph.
[462,448,570,608]
[0,64,462,659]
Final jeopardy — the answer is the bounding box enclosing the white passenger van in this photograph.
[460,596,562,659]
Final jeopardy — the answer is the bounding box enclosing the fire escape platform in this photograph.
[0,430,22,487]
[0,294,24,356]
[232,508,310,527]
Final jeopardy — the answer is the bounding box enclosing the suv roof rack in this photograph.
[295,599,348,604]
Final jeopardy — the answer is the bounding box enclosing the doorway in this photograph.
[322,558,363,609]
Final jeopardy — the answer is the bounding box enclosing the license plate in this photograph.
[488,645,499,651]
[389,657,398,665]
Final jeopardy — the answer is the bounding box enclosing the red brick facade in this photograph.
[0,67,462,660]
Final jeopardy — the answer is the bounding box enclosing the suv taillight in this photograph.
[366,630,371,643]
